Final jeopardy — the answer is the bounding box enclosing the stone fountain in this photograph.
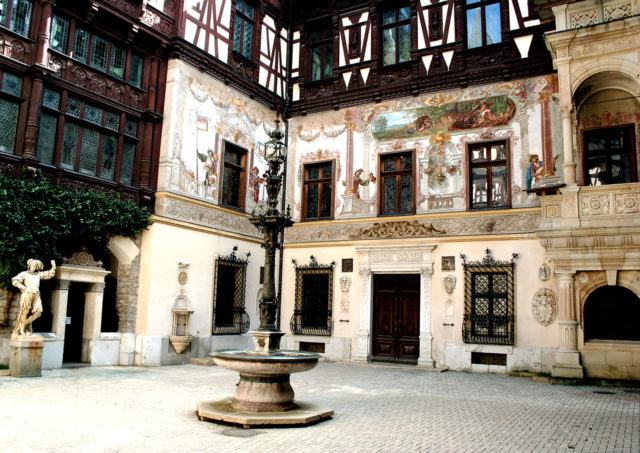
[196,119,333,427]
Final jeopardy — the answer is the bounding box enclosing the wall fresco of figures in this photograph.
[287,75,561,219]
[158,60,278,212]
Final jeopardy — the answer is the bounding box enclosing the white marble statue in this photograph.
[11,259,56,340]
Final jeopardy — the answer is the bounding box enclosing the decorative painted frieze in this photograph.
[354,221,444,239]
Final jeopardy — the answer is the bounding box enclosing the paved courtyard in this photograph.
[1,362,638,453]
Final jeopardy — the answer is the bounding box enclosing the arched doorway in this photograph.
[583,285,640,341]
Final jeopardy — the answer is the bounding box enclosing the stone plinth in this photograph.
[10,336,44,377]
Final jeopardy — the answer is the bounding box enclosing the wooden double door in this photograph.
[372,274,420,364]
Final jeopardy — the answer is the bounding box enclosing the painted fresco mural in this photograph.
[288,75,561,219]
[163,62,274,211]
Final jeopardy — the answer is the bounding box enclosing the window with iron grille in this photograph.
[381,5,411,66]
[233,0,254,59]
[36,87,139,185]
[221,142,247,209]
[0,71,22,155]
[468,140,509,209]
[461,249,517,345]
[379,151,414,215]
[0,0,32,37]
[291,256,334,336]
[303,161,333,220]
[212,247,250,335]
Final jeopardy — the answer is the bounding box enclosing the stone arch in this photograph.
[582,285,640,341]
[575,270,640,323]
[570,60,640,98]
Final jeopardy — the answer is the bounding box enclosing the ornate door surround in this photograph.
[354,244,436,367]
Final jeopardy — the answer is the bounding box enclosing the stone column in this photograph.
[552,271,584,378]
[81,282,105,363]
[50,279,70,339]
[353,267,371,362]
[418,265,435,367]
[560,105,576,186]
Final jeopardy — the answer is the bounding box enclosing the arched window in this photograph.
[584,285,640,341]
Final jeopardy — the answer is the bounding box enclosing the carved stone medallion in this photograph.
[443,275,456,295]
[538,263,550,281]
[532,288,558,326]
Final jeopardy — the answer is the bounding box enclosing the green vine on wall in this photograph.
[0,173,151,289]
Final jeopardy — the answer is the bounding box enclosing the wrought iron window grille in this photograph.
[460,249,518,345]
[291,256,335,336]
[212,246,251,335]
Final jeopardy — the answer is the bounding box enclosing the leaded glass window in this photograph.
[584,125,636,186]
[120,141,136,185]
[42,87,60,109]
[105,111,120,131]
[110,45,125,79]
[381,5,411,66]
[212,247,250,335]
[100,135,117,180]
[84,103,102,124]
[291,257,334,336]
[36,114,57,164]
[79,128,99,175]
[466,0,502,49]
[2,0,32,37]
[91,35,108,71]
[66,96,81,117]
[303,161,333,219]
[469,140,509,209]
[60,122,78,169]
[129,54,144,87]
[74,28,89,62]
[233,0,254,59]
[462,250,517,345]
[2,72,21,96]
[0,99,18,154]
[50,15,69,52]
[124,117,138,136]
[379,151,414,215]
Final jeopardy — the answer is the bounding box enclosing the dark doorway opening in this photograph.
[101,275,119,332]
[584,285,640,341]
[372,274,420,364]
[63,282,87,363]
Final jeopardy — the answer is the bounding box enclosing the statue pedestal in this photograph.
[10,335,44,378]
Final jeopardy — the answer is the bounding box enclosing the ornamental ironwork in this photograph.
[291,256,335,336]
[212,246,250,334]
[461,249,518,345]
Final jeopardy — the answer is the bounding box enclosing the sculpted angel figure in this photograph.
[11,259,56,339]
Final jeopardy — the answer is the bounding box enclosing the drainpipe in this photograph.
[276,0,294,330]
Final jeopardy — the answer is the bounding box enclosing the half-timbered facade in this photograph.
[1,0,638,380]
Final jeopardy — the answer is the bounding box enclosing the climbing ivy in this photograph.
[0,173,151,289]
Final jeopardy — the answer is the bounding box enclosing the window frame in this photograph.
[380,4,412,66]
[465,0,503,49]
[291,257,334,336]
[302,160,334,220]
[0,70,24,155]
[0,0,32,37]
[212,248,250,335]
[308,22,334,82]
[233,0,255,60]
[220,141,247,210]
[583,125,637,186]
[36,86,141,186]
[378,150,415,216]
[468,139,510,210]
[462,250,516,346]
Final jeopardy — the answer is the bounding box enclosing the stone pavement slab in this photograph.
[0,363,638,453]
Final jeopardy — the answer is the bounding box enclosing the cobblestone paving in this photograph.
[1,363,638,453]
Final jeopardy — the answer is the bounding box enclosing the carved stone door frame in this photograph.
[354,244,436,367]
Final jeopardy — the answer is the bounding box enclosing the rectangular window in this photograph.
[233,0,254,59]
[37,87,140,184]
[91,35,108,71]
[0,71,23,155]
[469,140,509,209]
[379,151,414,215]
[73,28,89,62]
[129,54,144,87]
[221,142,246,209]
[1,0,32,36]
[466,0,502,49]
[584,125,637,186]
[462,250,515,345]
[109,45,125,79]
[303,161,333,219]
[291,258,334,336]
[50,15,69,52]
[381,5,411,66]
[309,25,333,81]
[212,249,249,335]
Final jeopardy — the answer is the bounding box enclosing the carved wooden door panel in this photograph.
[372,274,420,364]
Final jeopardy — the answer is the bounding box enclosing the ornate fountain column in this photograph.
[418,264,435,367]
[552,271,584,378]
[353,266,371,362]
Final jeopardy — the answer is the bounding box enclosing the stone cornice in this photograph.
[285,212,540,243]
